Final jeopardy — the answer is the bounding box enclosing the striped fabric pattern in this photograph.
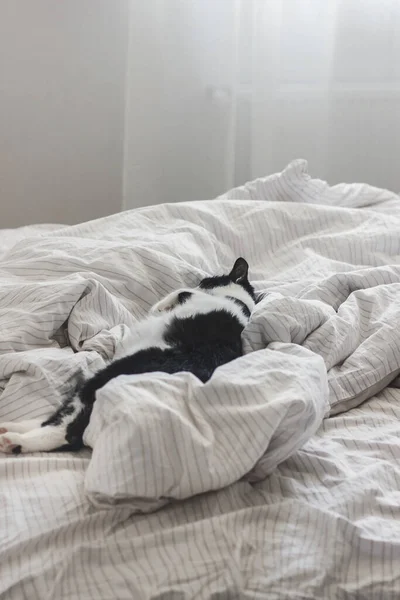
[2,159,400,598]
[84,346,327,511]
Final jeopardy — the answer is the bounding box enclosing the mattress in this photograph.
[2,160,400,599]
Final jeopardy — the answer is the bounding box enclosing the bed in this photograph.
[2,159,400,599]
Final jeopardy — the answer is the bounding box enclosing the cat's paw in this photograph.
[0,423,14,434]
[0,420,42,435]
[0,432,23,454]
[0,425,69,453]
[149,300,171,314]
[150,289,189,314]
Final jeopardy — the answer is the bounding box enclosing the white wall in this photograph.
[0,0,130,227]
[123,0,239,210]
[123,0,400,210]
[3,1,399,228]
[251,1,400,192]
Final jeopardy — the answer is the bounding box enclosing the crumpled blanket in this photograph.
[1,159,400,511]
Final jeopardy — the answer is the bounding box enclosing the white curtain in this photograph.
[123,0,400,209]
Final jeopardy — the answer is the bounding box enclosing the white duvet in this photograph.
[2,160,400,599]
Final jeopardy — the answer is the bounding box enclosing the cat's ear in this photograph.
[229,257,249,284]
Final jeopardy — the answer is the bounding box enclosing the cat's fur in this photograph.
[0,258,256,454]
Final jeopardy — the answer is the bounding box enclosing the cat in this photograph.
[0,257,256,454]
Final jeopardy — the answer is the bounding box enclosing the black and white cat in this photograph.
[0,258,256,454]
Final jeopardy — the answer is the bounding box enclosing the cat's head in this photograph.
[151,258,256,321]
[197,257,256,315]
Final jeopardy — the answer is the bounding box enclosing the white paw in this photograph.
[0,423,13,434]
[0,432,23,454]
[150,289,186,314]
[0,420,42,434]
[0,425,69,453]
[149,301,170,314]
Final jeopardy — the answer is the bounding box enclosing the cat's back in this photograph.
[164,309,244,348]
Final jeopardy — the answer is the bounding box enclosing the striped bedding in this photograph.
[2,159,400,599]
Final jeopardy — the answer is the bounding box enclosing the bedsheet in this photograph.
[2,160,400,599]
[0,223,64,258]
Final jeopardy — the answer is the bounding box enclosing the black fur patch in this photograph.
[42,397,76,427]
[227,296,251,319]
[164,310,244,347]
[41,371,93,450]
[178,291,192,305]
[199,274,232,290]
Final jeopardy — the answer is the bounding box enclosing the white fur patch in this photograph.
[0,425,68,453]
